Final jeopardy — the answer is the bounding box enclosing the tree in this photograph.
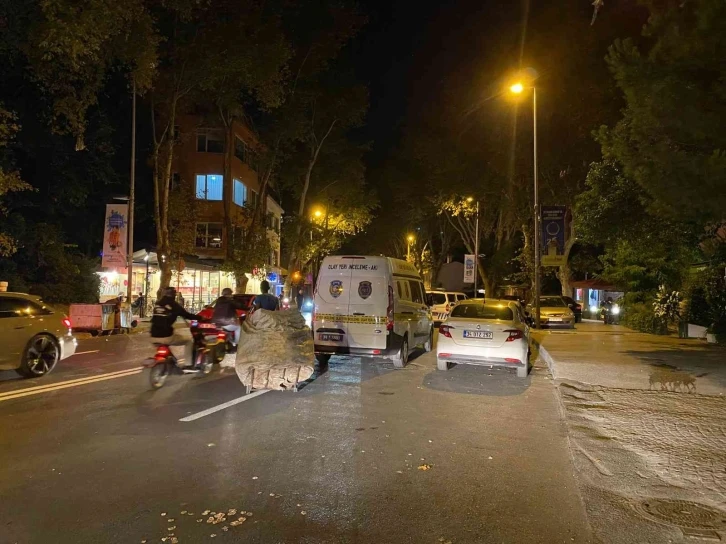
[576,160,698,297]
[0,105,32,256]
[598,0,726,224]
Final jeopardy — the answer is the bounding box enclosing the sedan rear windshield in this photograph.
[429,293,447,304]
[450,304,513,321]
[540,297,566,307]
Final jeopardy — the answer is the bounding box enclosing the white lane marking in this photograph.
[179,390,270,422]
[73,350,101,356]
[0,368,142,402]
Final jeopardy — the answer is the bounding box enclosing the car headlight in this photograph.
[612,305,620,315]
[590,305,598,313]
[283,297,289,304]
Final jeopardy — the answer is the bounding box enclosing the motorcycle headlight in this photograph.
[590,305,598,313]
[612,305,620,315]
[283,297,289,304]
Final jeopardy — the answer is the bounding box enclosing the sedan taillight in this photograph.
[504,329,524,342]
[439,324,453,338]
[62,317,72,329]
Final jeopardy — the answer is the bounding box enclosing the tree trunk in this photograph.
[223,120,234,260]
[236,273,249,295]
[557,218,576,296]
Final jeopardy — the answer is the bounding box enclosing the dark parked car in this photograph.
[561,296,582,323]
[197,294,256,322]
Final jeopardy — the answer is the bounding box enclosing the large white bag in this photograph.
[232,309,315,390]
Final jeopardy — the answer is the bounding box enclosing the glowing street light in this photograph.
[509,77,541,328]
[313,209,323,218]
[406,234,415,260]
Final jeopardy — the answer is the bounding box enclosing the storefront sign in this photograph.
[267,272,278,283]
[102,204,128,268]
[463,254,475,283]
[541,206,568,267]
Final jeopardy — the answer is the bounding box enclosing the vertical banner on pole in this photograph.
[463,254,475,283]
[541,206,568,267]
[102,204,128,268]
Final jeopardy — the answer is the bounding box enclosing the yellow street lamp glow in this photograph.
[466,196,474,203]
[407,235,415,243]
[312,208,323,218]
[510,82,524,94]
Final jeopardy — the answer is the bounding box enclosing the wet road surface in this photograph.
[0,332,593,543]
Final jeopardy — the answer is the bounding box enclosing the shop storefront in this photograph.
[571,279,624,320]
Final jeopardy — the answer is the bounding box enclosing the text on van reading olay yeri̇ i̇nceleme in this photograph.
[327,264,378,270]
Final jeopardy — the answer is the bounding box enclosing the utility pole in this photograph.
[533,87,541,329]
[127,78,136,304]
[474,200,480,298]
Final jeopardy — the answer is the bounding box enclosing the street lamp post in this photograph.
[510,81,540,328]
[467,197,480,298]
[126,78,137,304]
[406,234,415,261]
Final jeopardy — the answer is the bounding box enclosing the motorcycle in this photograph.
[213,326,237,363]
[601,303,620,325]
[144,320,220,390]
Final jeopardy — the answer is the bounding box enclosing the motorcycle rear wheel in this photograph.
[149,362,170,390]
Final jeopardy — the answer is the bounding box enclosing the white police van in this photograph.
[312,255,434,368]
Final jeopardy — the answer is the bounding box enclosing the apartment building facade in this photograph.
[172,114,283,293]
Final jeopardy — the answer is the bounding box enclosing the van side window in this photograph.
[456,294,466,301]
[396,281,403,299]
[408,280,424,304]
[447,293,456,303]
[397,280,411,301]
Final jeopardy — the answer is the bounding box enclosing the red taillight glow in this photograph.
[438,353,451,357]
[372,349,381,355]
[62,318,72,328]
[386,285,394,331]
[155,346,170,360]
[505,358,521,364]
[217,332,227,340]
[439,325,453,338]
[504,329,524,342]
[445,304,450,313]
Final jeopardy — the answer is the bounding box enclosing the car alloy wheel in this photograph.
[23,335,59,376]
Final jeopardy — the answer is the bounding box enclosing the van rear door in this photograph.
[347,258,388,351]
[314,257,353,350]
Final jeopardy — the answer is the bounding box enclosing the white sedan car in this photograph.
[436,299,530,378]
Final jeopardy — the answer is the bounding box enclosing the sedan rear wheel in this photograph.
[16,335,60,378]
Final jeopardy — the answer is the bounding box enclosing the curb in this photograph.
[537,343,557,380]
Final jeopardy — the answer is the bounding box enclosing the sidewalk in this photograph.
[534,322,726,396]
[533,322,726,543]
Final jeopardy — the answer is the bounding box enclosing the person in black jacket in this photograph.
[151,287,201,366]
[211,288,244,345]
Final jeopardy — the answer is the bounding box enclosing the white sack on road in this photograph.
[229,309,315,390]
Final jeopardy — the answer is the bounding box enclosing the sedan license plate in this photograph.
[319,333,342,342]
[548,317,563,322]
[463,330,493,339]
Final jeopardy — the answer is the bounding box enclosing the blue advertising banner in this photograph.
[541,206,567,267]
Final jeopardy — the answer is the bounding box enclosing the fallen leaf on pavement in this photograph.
[418,464,432,471]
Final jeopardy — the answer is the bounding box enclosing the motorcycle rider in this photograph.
[211,287,243,346]
[601,296,614,324]
[253,280,281,311]
[150,287,202,366]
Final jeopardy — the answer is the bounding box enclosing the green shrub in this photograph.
[622,302,668,335]
[685,285,711,327]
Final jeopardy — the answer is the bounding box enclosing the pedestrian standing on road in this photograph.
[295,288,304,309]
[253,280,281,311]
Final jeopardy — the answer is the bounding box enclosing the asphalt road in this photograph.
[0,331,593,543]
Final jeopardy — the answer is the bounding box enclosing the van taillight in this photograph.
[62,318,72,329]
[386,285,394,331]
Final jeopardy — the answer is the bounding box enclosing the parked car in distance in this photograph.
[427,290,467,324]
[527,296,576,328]
[0,292,77,378]
[197,294,256,322]
[561,296,582,323]
[436,299,530,378]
